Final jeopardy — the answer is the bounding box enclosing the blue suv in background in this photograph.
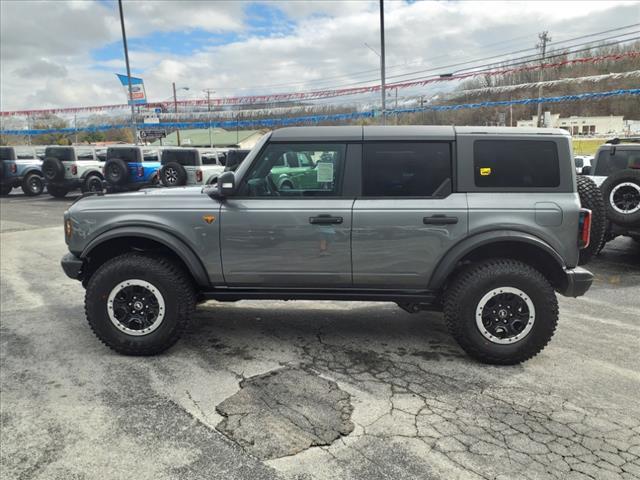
[0,146,46,196]
[102,146,161,192]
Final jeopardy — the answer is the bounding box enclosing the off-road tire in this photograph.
[160,162,187,186]
[42,157,65,182]
[600,169,640,227]
[0,184,12,196]
[21,173,44,196]
[47,185,69,198]
[82,174,104,193]
[577,175,606,264]
[104,158,128,186]
[443,259,558,365]
[85,253,196,355]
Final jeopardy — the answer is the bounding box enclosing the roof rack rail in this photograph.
[605,137,640,144]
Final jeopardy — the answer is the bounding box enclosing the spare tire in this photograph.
[104,158,129,186]
[577,176,606,265]
[160,162,187,186]
[42,157,65,182]
[600,169,640,227]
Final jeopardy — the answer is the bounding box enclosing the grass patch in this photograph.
[573,138,604,156]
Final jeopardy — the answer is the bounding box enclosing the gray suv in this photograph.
[61,126,593,365]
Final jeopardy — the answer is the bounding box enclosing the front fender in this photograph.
[428,230,566,290]
[81,226,209,286]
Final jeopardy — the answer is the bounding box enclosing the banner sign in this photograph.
[116,74,147,105]
[140,129,166,139]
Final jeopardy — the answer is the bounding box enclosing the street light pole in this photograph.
[204,88,215,148]
[379,0,386,125]
[117,0,137,144]
[172,82,181,146]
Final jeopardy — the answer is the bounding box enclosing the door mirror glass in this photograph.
[217,171,236,197]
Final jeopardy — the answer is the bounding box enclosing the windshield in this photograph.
[594,149,640,176]
[45,147,74,161]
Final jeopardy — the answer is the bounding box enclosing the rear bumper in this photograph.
[559,266,593,298]
[61,252,84,280]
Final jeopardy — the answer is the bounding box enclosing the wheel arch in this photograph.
[80,227,209,287]
[81,168,104,180]
[429,231,567,291]
[21,167,44,178]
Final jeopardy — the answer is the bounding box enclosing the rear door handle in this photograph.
[423,215,458,225]
[309,214,343,225]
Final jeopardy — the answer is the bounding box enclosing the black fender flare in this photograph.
[80,226,209,286]
[428,230,566,290]
[21,167,44,178]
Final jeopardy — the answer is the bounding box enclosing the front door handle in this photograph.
[423,215,458,225]
[309,215,343,225]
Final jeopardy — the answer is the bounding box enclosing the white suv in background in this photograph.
[41,146,104,198]
[159,148,225,187]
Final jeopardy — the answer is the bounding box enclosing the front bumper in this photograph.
[61,252,84,280]
[559,266,593,298]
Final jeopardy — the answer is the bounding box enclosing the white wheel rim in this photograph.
[609,182,640,214]
[475,287,536,345]
[107,279,165,336]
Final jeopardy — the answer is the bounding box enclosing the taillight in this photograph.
[10,164,17,173]
[71,165,78,175]
[137,166,144,177]
[578,208,592,249]
[196,169,203,182]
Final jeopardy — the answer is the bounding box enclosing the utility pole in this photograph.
[536,31,551,127]
[74,114,78,144]
[172,82,181,146]
[118,0,137,144]
[379,0,386,125]
[204,88,215,148]
[394,88,398,125]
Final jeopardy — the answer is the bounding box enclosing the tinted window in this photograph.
[243,143,345,197]
[363,142,452,197]
[0,147,15,161]
[45,147,74,161]
[594,149,640,176]
[161,150,197,166]
[142,149,159,162]
[474,140,560,188]
[108,148,139,163]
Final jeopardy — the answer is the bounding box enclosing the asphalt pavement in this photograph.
[1,190,639,480]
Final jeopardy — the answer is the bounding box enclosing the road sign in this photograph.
[139,129,166,140]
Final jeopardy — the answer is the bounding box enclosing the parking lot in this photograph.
[1,191,639,480]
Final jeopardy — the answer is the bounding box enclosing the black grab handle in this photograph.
[309,215,343,225]
[423,215,458,225]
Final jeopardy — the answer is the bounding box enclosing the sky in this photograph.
[0,0,638,113]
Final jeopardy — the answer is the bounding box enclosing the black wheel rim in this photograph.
[611,183,640,214]
[107,280,165,336]
[476,287,535,344]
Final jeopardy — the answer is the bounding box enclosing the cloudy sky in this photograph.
[0,0,638,112]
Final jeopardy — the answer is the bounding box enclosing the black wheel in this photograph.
[85,253,196,355]
[443,259,558,365]
[577,176,606,265]
[21,173,44,196]
[0,184,12,196]
[82,174,104,193]
[280,180,294,190]
[104,158,128,186]
[42,157,65,182]
[600,169,640,227]
[160,162,187,187]
[47,185,69,198]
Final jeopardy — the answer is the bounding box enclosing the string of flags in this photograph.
[1,88,638,136]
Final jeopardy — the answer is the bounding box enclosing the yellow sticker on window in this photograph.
[480,167,492,176]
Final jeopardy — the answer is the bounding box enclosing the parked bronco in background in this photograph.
[42,146,104,198]
[62,126,594,365]
[103,146,161,192]
[0,146,45,196]
[159,148,225,187]
[583,139,640,245]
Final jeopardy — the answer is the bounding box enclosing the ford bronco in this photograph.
[159,147,225,187]
[61,126,593,365]
[42,146,104,197]
[103,146,161,192]
[0,146,45,196]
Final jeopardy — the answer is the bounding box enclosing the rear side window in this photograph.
[108,148,140,163]
[161,150,197,166]
[0,147,15,161]
[45,147,74,162]
[474,140,560,188]
[594,149,640,176]
[142,149,159,162]
[363,142,452,197]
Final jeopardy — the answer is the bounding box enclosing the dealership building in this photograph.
[517,114,639,136]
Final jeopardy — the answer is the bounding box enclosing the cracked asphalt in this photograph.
[1,191,639,480]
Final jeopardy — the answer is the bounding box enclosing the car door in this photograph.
[352,141,468,288]
[220,142,354,287]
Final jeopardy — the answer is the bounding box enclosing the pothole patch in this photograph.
[215,367,354,459]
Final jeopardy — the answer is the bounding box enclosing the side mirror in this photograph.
[581,166,591,175]
[210,171,236,198]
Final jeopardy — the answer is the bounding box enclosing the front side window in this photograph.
[241,143,346,197]
[363,142,452,197]
[76,148,95,161]
[474,140,560,188]
[594,149,640,176]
